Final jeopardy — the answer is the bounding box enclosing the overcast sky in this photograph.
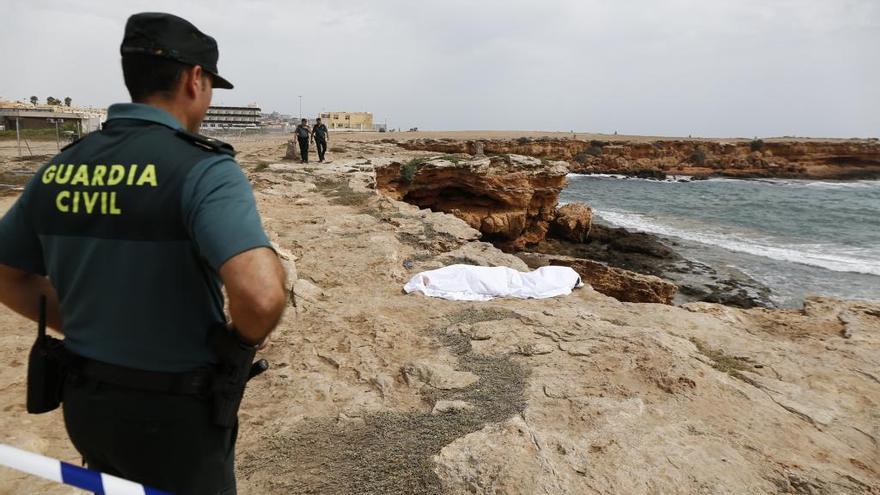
[2,0,878,137]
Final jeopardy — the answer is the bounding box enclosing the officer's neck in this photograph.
[136,98,201,133]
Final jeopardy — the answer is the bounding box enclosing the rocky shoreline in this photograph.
[524,223,775,308]
[398,137,880,180]
[1,133,878,494]
[376,152,775,308]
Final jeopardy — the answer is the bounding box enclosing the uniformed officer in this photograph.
[312,117,329,162]
[294,118,311,162]
[0,12,286,495]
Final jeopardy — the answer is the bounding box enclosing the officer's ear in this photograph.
[182,65,210,99]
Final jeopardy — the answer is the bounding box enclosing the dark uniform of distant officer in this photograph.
[294,118,311,162]
[0,13,286,495]
[312,117,329,162]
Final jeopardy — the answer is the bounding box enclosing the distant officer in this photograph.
[0,12,286,495]
[294,118,311,162]
[312,117,329,162]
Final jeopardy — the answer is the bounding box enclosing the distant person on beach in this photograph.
[0,12,286,495]
[294,118,311,163]
[312,117,329,162]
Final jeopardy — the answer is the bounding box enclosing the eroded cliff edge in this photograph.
[398,137,880,180]
[374,153,772,307]
[0,136,877,495]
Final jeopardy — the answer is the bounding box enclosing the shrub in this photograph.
[516,137,530,145]
[573,146,603,164]
[690,149,706,165]
[436,154,461,164]
[400,157,427,183]
[750,139,765,152]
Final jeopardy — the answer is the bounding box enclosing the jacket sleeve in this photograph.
[181,156,272,271]
[0,178,46,275]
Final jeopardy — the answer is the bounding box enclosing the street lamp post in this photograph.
[15,111,21,157]
[298,96,302,120]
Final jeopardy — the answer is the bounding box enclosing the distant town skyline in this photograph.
[3,0,878,138]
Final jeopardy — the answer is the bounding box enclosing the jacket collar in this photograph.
[106,103,183,130]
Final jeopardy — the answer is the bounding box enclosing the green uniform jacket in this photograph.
[0,103,272,372]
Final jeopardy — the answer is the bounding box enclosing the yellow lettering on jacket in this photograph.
[82,191,99,214]
[55,190,70,212]
[109,192,122,215]
[54,164,74,184]
[70,165,90,186]
[107,165,126,186]
[136,164,157,187]
[42,165,57,184]
[45,163,163,216]
[126,164,139,186]
[92,165,107,186]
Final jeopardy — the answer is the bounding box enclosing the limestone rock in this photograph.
[271,242,298,295]
[284,140,298,160]
[431,400,475,415]
[433,242,530,272]
[293,279,323,302]
[550,203,593,243]
[402,361,479,390]
[375,154,569,250]
[433,416,560,495]
[399,137,880,180]
[513,342,555,356]
[550,256,677,304]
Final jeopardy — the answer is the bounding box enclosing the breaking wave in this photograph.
[597,210,880,277]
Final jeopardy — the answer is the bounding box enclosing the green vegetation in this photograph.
[516,137,530,145]
[573,146,604,164]
[400,157,427,183]
[750,138,765,152]
[312,176,373,207]
[690,337,754,381]
[690,148,707,165]
[435,154,461,164]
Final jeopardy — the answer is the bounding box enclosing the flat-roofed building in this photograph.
[0,103,105,135]
[202,105,261,128]
[319,111,373,130]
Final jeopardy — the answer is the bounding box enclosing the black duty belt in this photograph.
[68,355,213,396]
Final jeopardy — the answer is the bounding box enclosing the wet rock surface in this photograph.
[531,223,775,308]
[549,202,593,243]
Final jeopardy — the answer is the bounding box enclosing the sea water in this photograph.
[561,174,880,307]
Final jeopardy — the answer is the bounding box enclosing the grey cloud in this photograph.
[2,0,877,137]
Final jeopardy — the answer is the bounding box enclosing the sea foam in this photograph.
[597,210,880,277]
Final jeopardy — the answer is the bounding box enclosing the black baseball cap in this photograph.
[120,12,234,89]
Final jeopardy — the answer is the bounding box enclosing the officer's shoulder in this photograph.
[174,129,236,157]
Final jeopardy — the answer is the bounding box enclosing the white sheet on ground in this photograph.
[403,264,583,301]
